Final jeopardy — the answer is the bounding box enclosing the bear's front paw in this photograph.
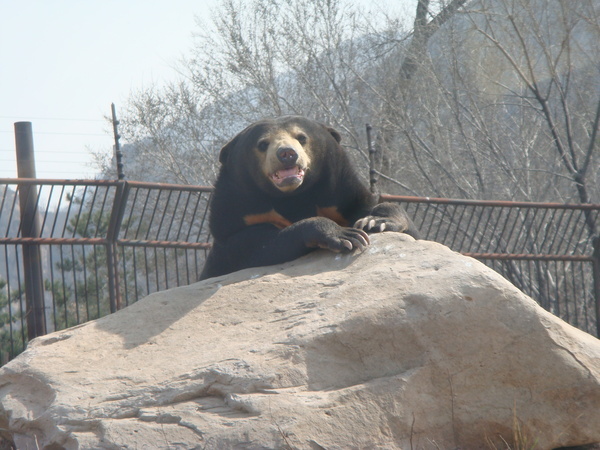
[354,202,414,235]
[333,227,371,252]
[312,227,370,252]
[301,217,370,252]
[354,216,406,233]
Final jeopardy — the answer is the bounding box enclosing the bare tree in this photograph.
[112,0,598,213]
[113,0,386,183]
[363,0,599,208]
[465,0,599,232]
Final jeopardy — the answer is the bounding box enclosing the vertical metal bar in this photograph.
[132,248,140,305]
[366,124,377,194]
[565,263,587,331]
[175,248,181,286]
[48,247,56,329]
[14,122,46,339]
[2,246,15,361]
[192,191,210,243]
[534,207,553,253]
[111,103,125,180]
[558,261,567,324]
[555,208,577,255]
[5,185,19,238]
[154,247,160,292]
[82,245,90,321]
[136,189,153,240]
[559,261,593,333]
[510,207,533,254]
[69,244,81,324]
[164,190,182,240]
[123,186,140,238]
[144,189,161,240]
[546,208,568,253]
[197,249,202,281]
[39,184,54,236]
[83,185,100,237]
[120,245,130,308]
[572,210,591,253]
[454,204,476,251]
[93,246,101,316]
[441,204,462,246]
[185,248,191,285]
[420,203,436,239]
[580,262,591,334]
[176,192,192,241]
[96,186,112,237]
[58,245,69,328]
[106,243,117,313]
[70,185,87,237]
[60,186,77,237]
[163,248,169,290]
[143,247,151,296]
[474,206,494,253]
[50,185,68,237]
[0,186,9,236]
[154,190,172,240]
[13,245,27,353]
[106,182,129,312]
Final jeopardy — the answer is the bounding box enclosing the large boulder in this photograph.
[0,233,599,449]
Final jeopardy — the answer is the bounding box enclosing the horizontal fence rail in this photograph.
[0,179,598,364]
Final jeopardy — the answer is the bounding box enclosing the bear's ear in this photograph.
[322,125,342,144]
[218,136,238,165]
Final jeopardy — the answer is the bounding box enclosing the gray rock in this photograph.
[0,233,599,449]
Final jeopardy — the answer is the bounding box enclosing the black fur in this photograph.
[200,116,419,279]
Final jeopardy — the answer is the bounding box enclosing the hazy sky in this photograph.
[0,0,416,180]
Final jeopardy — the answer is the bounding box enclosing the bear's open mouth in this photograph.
[270,165,305,188]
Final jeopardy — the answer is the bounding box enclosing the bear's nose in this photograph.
[276,147,299,166]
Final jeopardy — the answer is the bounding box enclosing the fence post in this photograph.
[106,181,129,312]
[366,124,378,194]
[14,122,46,339]
[111,103,125,180]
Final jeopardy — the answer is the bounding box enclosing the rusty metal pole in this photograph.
[106,181,129,312]
[111,103,125,180]
[14,122,47,339]
[366,124,378,194]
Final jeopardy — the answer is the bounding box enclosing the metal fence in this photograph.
[1,179,599,363]
[0,179,212,363]
[383,194,600,338]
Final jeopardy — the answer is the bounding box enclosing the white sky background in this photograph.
[0,0,417,180]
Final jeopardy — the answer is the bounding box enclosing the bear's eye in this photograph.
[296,134,307,145]
[257,140,269,152]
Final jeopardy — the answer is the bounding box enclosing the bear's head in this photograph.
[219,116,342,196]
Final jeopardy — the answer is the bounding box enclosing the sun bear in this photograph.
[199,116,419,280]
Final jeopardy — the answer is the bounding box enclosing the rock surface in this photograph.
[0,233,599,449]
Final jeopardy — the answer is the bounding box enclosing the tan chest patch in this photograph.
[243,210,293,229]
[243,206,349,230]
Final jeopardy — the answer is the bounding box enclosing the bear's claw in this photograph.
[354,216,395,233]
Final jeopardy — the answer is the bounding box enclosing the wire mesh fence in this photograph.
[0,180,598,364]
